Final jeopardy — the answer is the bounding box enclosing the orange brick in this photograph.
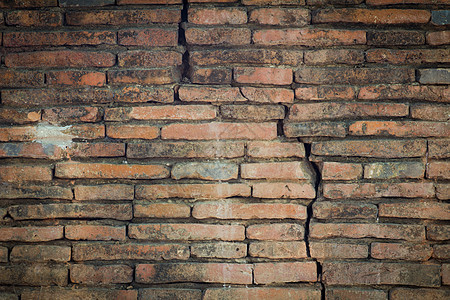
[65,225,126,241]
[247,141,305,158]
[47,71,106,86]
[134,203,191,218]
[189,8,247,24]
[204,288,320,300]
[249,241,307,259]
[186,27,251,45]
[234,67,292,85]
[313,9,430,24]
[379,202,450,220]
[241,161,314,180]
[106,124,159,139]
[105,105,216,121]
[250,8,309,26]
[322,162,362,180]
[349,121,449,137]
[0,226,63,242]
[70,264,133,285]
[254,262,317,284]
[371,243,432,261]
[240,87,294,103]
[247,223,304,241]
[252,182,316,199]
[427,161,450,179]
[0,165,52,182]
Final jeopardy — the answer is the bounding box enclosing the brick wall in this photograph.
[0,0,449,299]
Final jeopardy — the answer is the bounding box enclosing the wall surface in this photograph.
[0,0,449,299]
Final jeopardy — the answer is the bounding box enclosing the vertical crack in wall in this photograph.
[179,0,190,84]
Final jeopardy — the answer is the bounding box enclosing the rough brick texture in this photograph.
[0,0,448,298]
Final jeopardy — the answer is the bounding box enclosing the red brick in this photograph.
[73,243,189,261]
[179,85,246,103]
[74,184,133,201]
[358,85,449,102]
[367,0,448,4]
[128,141,244,159]
[367,49,450,64]
[0,265,67,286]
[240,87,294,103]
[304,49,364,65]
[254,262,317,284]
[312,140,426,158]
[380,202,449,220]
[129,223,244,241]
[189,8,247,24]
[296,68,414,84]
[118,28,178,46]
[247,223,304,241]
[114,86,173,103]
[4,31,115,47]
[21,288,137,300]
[140,289,201,300]
[161,122,277,140]
[427,31,450,46]
[411,104,450,121]
[0,108,41,125]
[105,105,216,121]
[136,183,251,200]
[289,102,408,121]
[234,67,292,85]
[66,225,126,241]
[71,265,133,285]
[350,121,449,137]
[250,8,309,26]
[0,165,52,182]
[190,49,303,66]
[367,31,425,46]
[323,262,440,287]
[118,50,182,68]
[310,222,425,241]
[0,226,63,242]
[9,203,132,221]
[47,71,105,86]
[10,245,70,262]
[364,162,425,179]
[428,161,450,179]
[429,140,450,158]
[171,162,238,180]
[6,10,61,26]
[253,29,366,46]
[0,0,57,7]
[56,162,168,179]
[66,9,180,25]
[390,288,450,300]
[310,242,368,259]
[427,225,450,241]
[42,107,102,124]
[371,243,432,261]
[249,241,307,259]
[313,202,377,219]
[0,70,44,87]
[204,288,321,300]
[326,288,387,300]
[241,161,314,180]
[193,201,307,219]
[118,0,181,3]
[186,27,251,45]
[136,263,252,284]
[191,242,247,258]
[295,86,356,100]
[252,182,316,199]
[5,50,115,68]
[243,0,305,4]
[108,69,179,85]
[134,203,190,218]
[322,162,362,180]
[248,141,305,158]
[60,0,115,6]
[106,124,159,140]
[436,183,449,200]
[190,67,232,84]
[314,9,430,24]
[0,185,73,199]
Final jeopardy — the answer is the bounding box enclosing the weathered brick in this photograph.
[66,225,126,241]
[429,140,450,158]
[129,223,245,241]
[135,263,252,284]
[10,245,70,263]
[0,247,7,263]
[431,10,450,26]
[60,0,115,6]
[427,225,450,241]
[47,71,106,86]
[21,289,137,300]
[296,86,356,100]
[419,69,450,84]
[114,86,173,103]
[118,50,182,68]
[364,162,425,179]
[234,67,292,85]
[323,262,440,287]
[358,84,449,102]
[411,104,449,121]
[313,202,377,219]
[66,9,180,25]
[189,8,247,24]
[0,185,73,200]
[310,222,425,241]
[371,243,433,261]
[118,0,182,4]
[118,28,178,46]
[427,31,450,46]
[108,68,179,85]
[252,182,316,199]
[74,184,133,201]
[70,264,133,285]
[128,141,245,158]
[134,203,190,218]
[136,184,251,200]
[304,49,364,65]
[322,162,362,180]
[186,27,251,45]
[73,243,189,261]
[284,122,347,138]
[140,289,201,300]
[243,0,305,4]
[310,242,368,259]
[312,140,426,158]
[240,87,294,103]
[0,70,44,88]
[247,223,304,241]
[105,105,216,121]
[254,262,317,284]
[0,226,63,242]
[0,165,52,182]
[296,68,414,84]
[433,244,450,259]
[204,288,321,300]
[367,0,448,4]
[390,288,450,300]
[368,31,425,46]
[436,183,449,200]
[250,8,309,26]
[4,31,116,47]
[242,161,314,180]
[247,141,305,158]
[253,29,366,46]
[172,162,238,180]
[190,67,232,84]
[193,202,307,219]
[0,108,41,125]
[161,122,277,140]
[0,0,57,8]
[326,289,387,300]
[0,265,67,286]
[380,202,449,220]
[313,9,430,24]
[221,105,286,121]
[179,86,246,102]
[56,162,169,179]
[249,241,307,259]
[106,124,159,140]
[191,242,247,258]
[350,121,449,137]
[443,265,450,285]
[8,203,132,221]
[42,107,102,124]
[366,49,450,64]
